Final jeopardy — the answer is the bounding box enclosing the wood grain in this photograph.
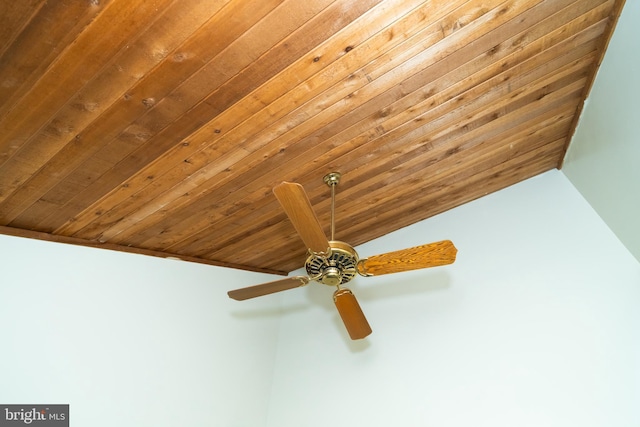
[358,241,457,276]
[227,276,309,300]
[0,0,625,274]
[333,288,372,340]
[273,182,330,253]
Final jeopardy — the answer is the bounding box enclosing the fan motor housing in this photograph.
[305,241,359,286]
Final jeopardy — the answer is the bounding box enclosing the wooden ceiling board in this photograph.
[0,0,625,275]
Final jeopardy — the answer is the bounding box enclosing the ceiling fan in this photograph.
[227,172,457,340]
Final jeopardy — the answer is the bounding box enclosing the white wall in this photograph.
[562,0,640,262]
[266,170,640,427]
[0,236,283,427]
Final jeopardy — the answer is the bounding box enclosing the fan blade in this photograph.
[357,240,457,276]
[228,276,309,301]
[333,288,372,340]
[273,182,330,253]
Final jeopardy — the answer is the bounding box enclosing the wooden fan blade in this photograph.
[273,182,330,253]
[357,240,457,276]
[228,276,309,301]
[333,288,372,340]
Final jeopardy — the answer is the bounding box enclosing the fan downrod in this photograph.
[323,171,341,242]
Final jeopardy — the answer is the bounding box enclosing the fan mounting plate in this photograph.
[323,172,341,186]
[305,241,359,286]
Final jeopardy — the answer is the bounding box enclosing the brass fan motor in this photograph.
[305,240,359,286]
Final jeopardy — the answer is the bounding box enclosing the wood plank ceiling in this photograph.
[0,0,624,275]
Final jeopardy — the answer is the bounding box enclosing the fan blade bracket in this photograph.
[307,246,332,258]
[355,259,373,276]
